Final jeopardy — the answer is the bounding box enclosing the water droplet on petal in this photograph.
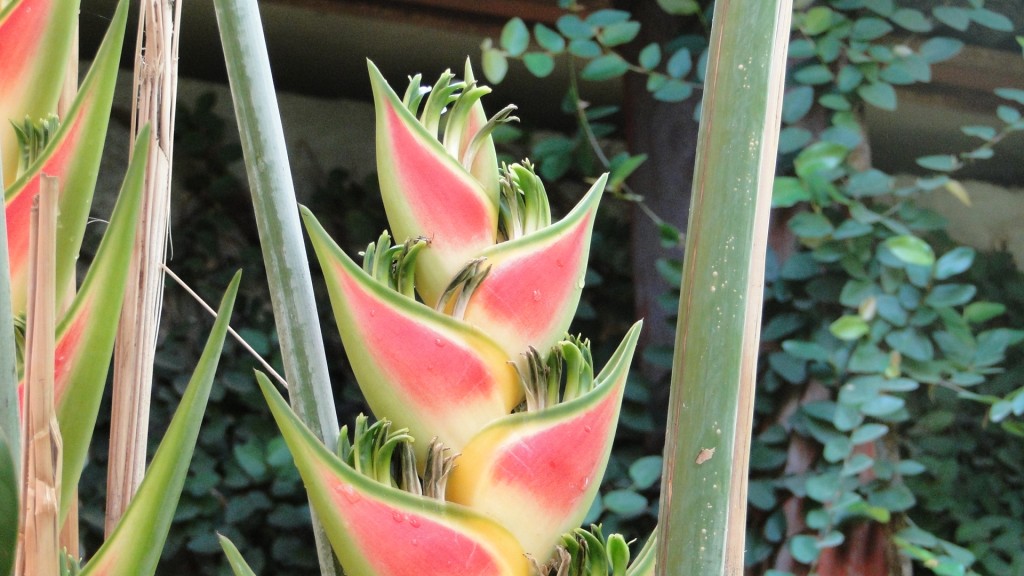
[434,338,446,348]
[392,511,404,523]
[338,484,361,504]
[532,289,541,302]
[580,476,590,492]
[369,309,377,318]
[411,538,419,547]
[576,277,586,289]
[583,425,592,433]
[409,517,421,528]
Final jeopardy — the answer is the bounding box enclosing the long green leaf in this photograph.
[0,154,17,487]
[655,0,792,574]
[0,428,16,576]
[80,272,240,576]
[212,0,340,573]
[218,535,258,576]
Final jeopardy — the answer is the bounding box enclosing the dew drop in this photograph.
[580,476,590,492]
[532,289,542,302]
[392,511,404,523]
[434,338,446,348]
[556,259,565,269]
[583,425,592,433]
[369,309,377,318]
[409,517,421,528]
[338,484,361,504]
[411,538,419,547]
[576,277,586,289]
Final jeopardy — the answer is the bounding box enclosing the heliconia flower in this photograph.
[16,124,147,522]
[446,321,641,562]
[256,371,532,576]
[80,274,239,576]
[369,60,511,308]
[302,206,522,463]
[0,0,79,187]
[4,0,128,315]
[461,173,607,360]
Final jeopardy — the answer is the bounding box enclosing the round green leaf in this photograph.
[501,17,530,57]
[603,489,649,519]
[891,8,932,32]
[860,394,905,417]
[884,235,935,267]
[581,53,629,81]
[652,79,693,102]
[639,42,662,70]
[790,535,821,564]
[666,47,693,78]
[964,301,1006,324]
[534,23,565,53]
[556,14,595,40]
[569,39,602,58]
[794,141,848,179]
[599,21,641,47]
[830,315,870,341]
[935,247,975,280]
[970,8,1013,32]
[783,86,815,124]
[794,64,834,85]
[919,37,963,63]
[628,455,663,490]
[851,423,889,445]
[801,6,834,36]
[915,154,960,172]
[858,82,897,111]
[789,212,834,239]
[852,17,893,41]
[523,52,555,78]
[656,0,701,15]
[481,46,509,84]
[586,9,631,26]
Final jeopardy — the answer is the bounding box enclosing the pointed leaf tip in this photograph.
[81,272,240,576]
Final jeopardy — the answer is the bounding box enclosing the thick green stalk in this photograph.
[212,2,340,574]
[656,0,791,574]
[0,155,17,475]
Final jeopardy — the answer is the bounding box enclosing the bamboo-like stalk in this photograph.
[15,178,63,576]
[212,1,341,573]
[655,0,791,574]
[105,0,181,535]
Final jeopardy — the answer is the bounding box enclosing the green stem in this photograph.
[212,2,341,574]
[655,0,791,574]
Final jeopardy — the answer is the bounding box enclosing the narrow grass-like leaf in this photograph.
[218,535,258,576]
[4,0,129,315]
[447,321,640,562]
[0,0,79,186]
[80,273,239,576]
[656,0,792,574]
[257,372,531,576]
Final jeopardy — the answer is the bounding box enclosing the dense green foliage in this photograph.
[485,0,1024,574]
